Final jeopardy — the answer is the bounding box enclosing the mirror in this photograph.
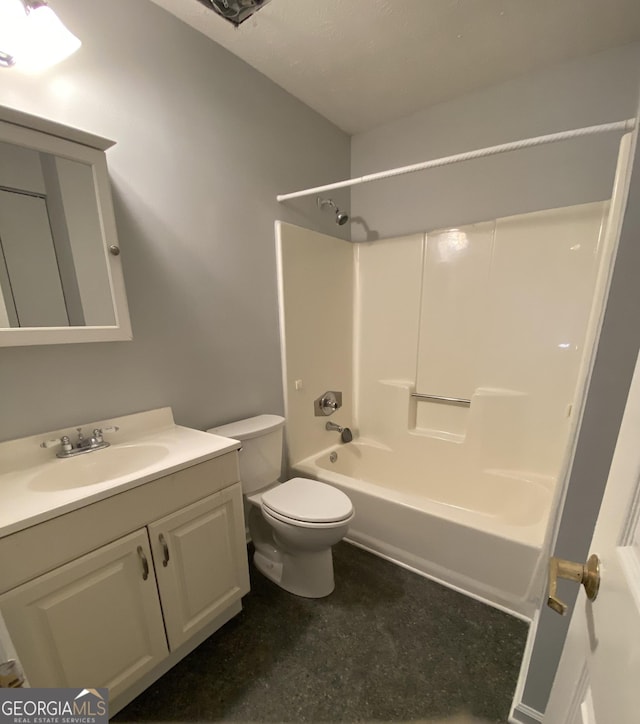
[0,106,131,346]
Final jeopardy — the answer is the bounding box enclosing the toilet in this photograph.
[208,414,354,598]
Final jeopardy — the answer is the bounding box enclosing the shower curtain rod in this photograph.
[276,118,636,202]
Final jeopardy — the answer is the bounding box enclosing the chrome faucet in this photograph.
[325,421,353,443]
[41,426,120,458]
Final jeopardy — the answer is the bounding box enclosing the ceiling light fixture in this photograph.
[0,0,81,72]
[196,0,272,27]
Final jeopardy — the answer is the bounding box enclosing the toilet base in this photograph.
[253,546,335,598]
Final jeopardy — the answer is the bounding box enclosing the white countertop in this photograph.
[0,408,241,539]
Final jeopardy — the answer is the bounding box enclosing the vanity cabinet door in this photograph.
[0,529,168,697]
[148,482,250,650]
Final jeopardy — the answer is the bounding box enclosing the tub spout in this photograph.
[325,421,353,443]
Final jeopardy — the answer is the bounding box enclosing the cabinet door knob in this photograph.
[137,545,149,580]
[159,534,170,567]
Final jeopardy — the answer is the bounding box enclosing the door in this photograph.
[543,346,640,723]
[148,483,250,650]
[0,528,168,698]
[0,189,70,327]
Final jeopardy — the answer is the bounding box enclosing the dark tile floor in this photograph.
[114,542,528,723]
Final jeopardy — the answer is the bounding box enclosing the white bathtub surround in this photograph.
[277,199,612,617]
[275,222,354,464]
[364,202,608,479]
[350,202,609,500]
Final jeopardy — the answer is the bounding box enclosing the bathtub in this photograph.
[293,441,552,619]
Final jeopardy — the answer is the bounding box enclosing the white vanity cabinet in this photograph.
[148,486,247,650]
[0,452,250,713]
[0,529,169,698]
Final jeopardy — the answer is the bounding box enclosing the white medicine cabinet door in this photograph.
[0,105,132,346]
[148,483,250,650]
[0,529,168,697]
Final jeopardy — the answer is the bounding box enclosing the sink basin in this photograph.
[28,444,170,491]
[0,407,243,539]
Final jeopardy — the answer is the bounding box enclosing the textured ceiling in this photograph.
[150,0,640,135]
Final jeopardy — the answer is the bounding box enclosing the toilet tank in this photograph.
[207,414,285,494]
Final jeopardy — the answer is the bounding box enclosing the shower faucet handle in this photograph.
[323,396,338,412]
[314,390,343,416]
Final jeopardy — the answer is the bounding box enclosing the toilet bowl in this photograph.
[208,415,354,598]
[251,477,354,597]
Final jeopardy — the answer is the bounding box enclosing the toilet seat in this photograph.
[261,477,353,526]
[262,506,354,530]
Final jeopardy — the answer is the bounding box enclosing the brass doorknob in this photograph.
[547,554,600,615]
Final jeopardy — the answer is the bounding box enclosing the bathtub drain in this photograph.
[329,451,338,463]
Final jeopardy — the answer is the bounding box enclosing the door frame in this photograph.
[510,93,640,723]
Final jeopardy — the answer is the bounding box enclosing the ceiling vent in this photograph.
[196,0,272,27]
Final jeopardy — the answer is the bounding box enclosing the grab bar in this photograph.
[411,393,471,407]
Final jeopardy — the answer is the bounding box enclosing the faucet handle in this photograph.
[92,426,120,443]
[40,435,72,452]
[314,391,343,417]
[95,425,119,435]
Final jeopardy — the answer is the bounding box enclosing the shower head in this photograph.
[317,197,350,226]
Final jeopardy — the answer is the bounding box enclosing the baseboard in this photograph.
[510,702,544,723]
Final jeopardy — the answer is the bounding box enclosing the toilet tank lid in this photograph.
[207,414,285,441]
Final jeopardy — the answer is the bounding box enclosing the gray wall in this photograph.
[0,0,350,442]
[351,42,640,240]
